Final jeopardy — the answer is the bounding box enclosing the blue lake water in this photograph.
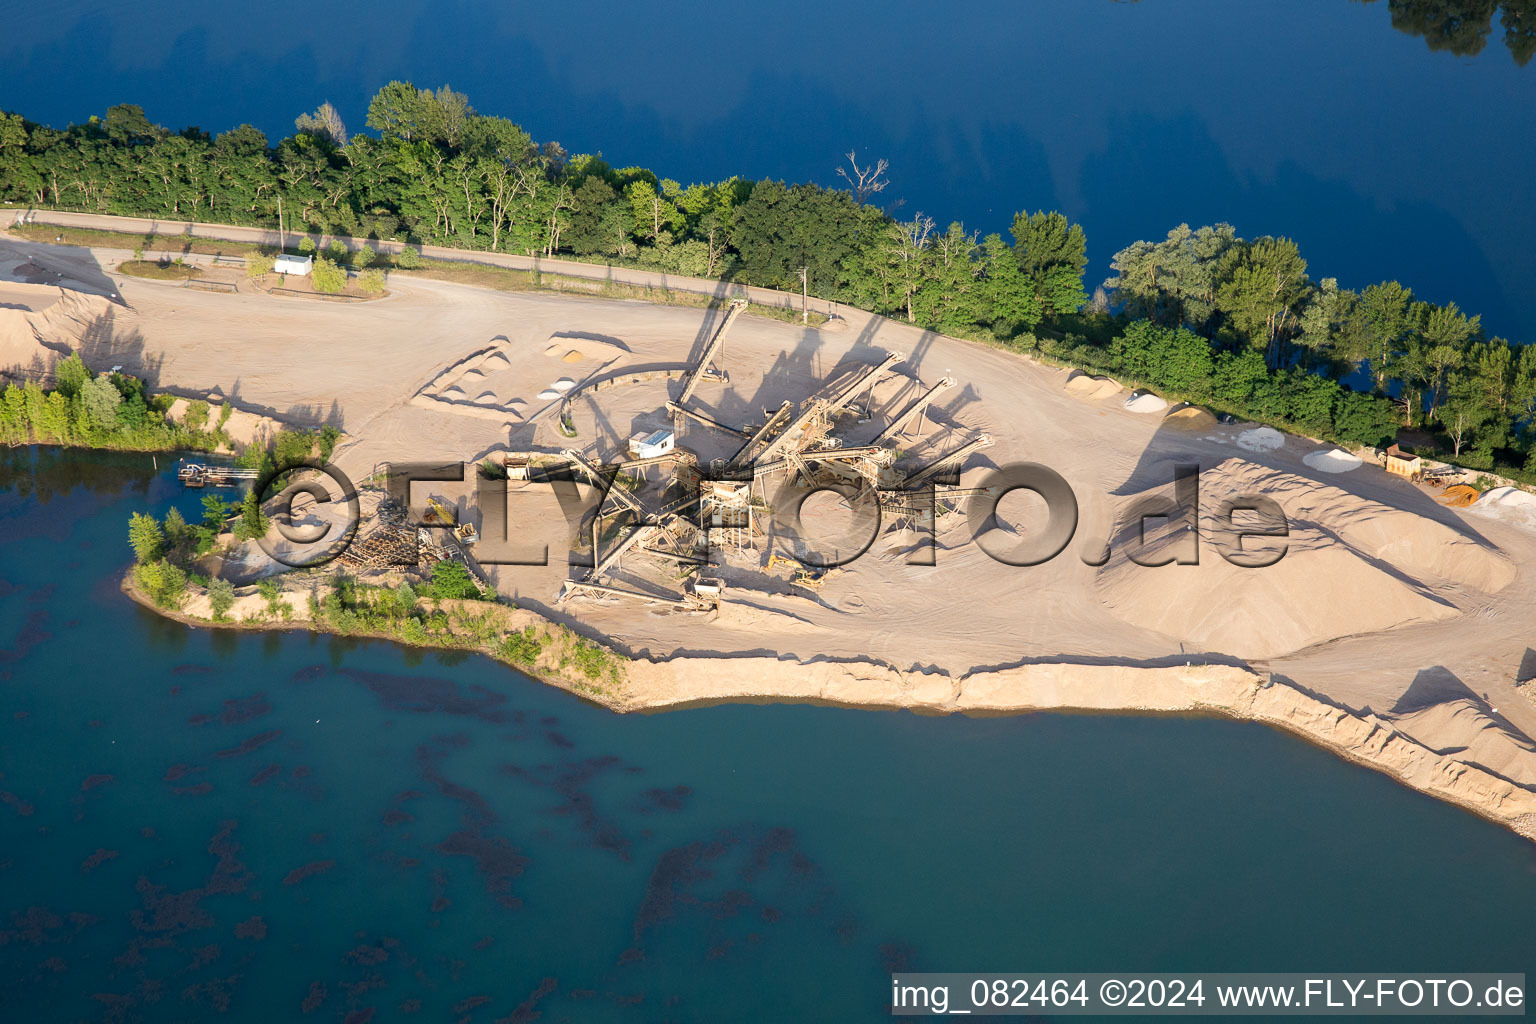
[3,450,1536,1019]
[2,1,1534,341]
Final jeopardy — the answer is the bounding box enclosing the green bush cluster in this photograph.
[1,355,220,452]
[1048,321,1403,448]
[500,627,545,667]
[206,577,235,620]
[417,560,483,601]
[133,558,187,609]
[563,636,622,685]
[310,256,347,293]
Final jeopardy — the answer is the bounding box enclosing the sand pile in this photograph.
[411,339,531,421]
[1124,390,1168,414]
[1467,486,1536,530]
[0,286,114,371]
[1063,370,1121,400]
[1163,404,1216,429]
[28,289,113,348]
[1093,458,1514,658]
[1302,448,1362,473]
[1438,484,1479,508]
[542,332,626,360]
[1237,426,1284,452]
[0,307,43,370]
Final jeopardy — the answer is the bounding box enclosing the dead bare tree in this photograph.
[294,102,348,148]
[838,150,890,205]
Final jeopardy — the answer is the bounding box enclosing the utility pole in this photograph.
[277,196,285,252]
[799,266,808,325]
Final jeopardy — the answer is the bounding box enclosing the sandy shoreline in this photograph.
[121,575,1536,842]
[12,217,1534,850]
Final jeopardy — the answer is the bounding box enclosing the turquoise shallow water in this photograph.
[2,445,1535,1021]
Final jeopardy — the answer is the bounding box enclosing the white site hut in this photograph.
[628,429,675,459]
[273,253,313,276]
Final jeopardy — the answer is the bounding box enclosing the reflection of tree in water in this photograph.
[0,445,155,504]
[1359,0,1536,65]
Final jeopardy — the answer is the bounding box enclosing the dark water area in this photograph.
[3,1,1535,343]
[3,446,1536,1020]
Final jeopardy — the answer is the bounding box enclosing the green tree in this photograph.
[1111,320,1216,402]
[625,178,683,245]
[911,222,985,335]
[246,251,275,278]
[162,506,191,552]
[1282,370,1341,437]
[1011,210,1088,316]
[81,373,123,430]
[1339,280,1414,389]
[366,81,430,142]
[1439,368,1495,457]
[1105,223,1236,332]
[206,577,236,620]
[395,245,422,269]
[884,214,935,323]
[232,488,270,541]
[1210,349,1271,410]
[54,353,91,399]
[566,177,632,257]
[976,233,1041,337]
[0,383,28,443]
[128,511,165,563]
[202,492,232,530]
[1412,300,1480,418]
[310,256,347,293]
[134,558,187,609]
[34,390,72,442]
[1214,236,1311,366]
[1332,390,1399,447]
[357,268,386,294]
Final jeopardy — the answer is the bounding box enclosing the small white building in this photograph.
[628,429,675,459]
[273,253,313,276]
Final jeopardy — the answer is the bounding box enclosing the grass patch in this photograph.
[16,223,266,261]
[118,259,202,281]
[20,223,825,325]
[394,257,827,325]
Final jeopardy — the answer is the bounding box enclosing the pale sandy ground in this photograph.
[8,233,1536,834]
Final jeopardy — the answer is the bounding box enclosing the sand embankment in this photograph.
[623,656,1536,838]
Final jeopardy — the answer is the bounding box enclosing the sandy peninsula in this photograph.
[7,221,1536,842]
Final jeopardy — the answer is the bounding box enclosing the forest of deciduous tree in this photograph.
[1,82,1533,478]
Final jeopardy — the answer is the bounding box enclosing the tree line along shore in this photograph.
[2,84,1535,483]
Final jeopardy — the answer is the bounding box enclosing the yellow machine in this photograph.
[792,567,837,592]
[428,497,478,546]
